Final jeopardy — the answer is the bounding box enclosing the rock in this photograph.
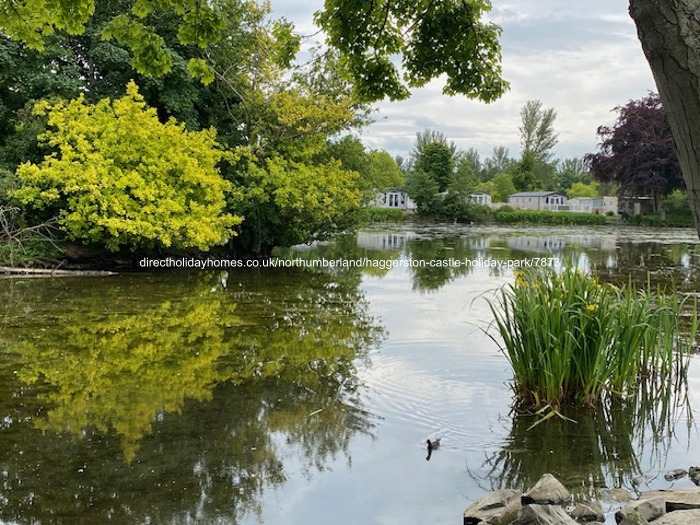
[617,516,649,525]
[615,498,665,523]
[603,488,633,503]
[512,504,578,525]
[570,501,604,522]
[652,509,700,524]
[463,489,521,525]
[663,469,687,481]
[689,467,700,486]
[521,473,572,505]
[638,488,700,511]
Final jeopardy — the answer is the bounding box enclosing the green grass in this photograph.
[487,267,696,411]
[494,209,607,226]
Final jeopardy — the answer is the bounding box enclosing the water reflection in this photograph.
[478,385,693,501]
[0,269,383,524]
[1,226,699,525]
[354,227,700,292]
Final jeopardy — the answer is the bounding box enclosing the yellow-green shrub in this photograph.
[12,82,241,251]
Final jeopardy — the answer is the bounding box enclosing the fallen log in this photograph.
[0,266,117,277]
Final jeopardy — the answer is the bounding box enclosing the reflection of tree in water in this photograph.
[477,385,692,501]
[591,242,700,291]
[405,236,485,291]
[276,232,401,278]
[0,268,384,524]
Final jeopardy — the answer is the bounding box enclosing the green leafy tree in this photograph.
[318,137,401,197]
[367,150,403,190]
[453,148,481,189]
[448,164,478,196]
[555,157,591,194]
[406,169,439,216]
[409,131,457,193]
[482,146,513,181]
[231,154,361,255]
[474,180,495,197]
[510,151,545,192]
[410,130,457,164]
[519,99,558,163]
[199,4,368,255]
[566,181,600,198]
[1,0,511,103]
[490,172,518,202]
[0,0,221,172]
[511,101,559,190]
[414,141,455,192]
[459,147,482,177]
[322,136,369,175]
[12,82,240,251]
[0,0,224,82]
[314,0,508,102]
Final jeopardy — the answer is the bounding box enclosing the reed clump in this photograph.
[488,267,696,410]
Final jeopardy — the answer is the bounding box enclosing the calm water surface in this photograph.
[1,225,700,525]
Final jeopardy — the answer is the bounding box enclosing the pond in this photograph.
[0,225,699,525]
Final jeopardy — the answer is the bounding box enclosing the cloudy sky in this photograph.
[272,0,656,164]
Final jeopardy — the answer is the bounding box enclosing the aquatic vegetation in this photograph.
[487,267,696,410]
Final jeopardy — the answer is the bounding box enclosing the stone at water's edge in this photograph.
[688,467,700,486]
[511,504,578,525]
[617,516,650,525]
[651,508,700,524]
[570,501,605,522]
[603,488,633,503]
[663,469,687,481]
[638,488,700,511]
[615,498,665,523]
[462,489,521,525]
[521,473,572,505]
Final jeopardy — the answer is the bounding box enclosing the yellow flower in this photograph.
[586,303,597,312]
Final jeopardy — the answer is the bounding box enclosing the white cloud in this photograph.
[274,0,656,163]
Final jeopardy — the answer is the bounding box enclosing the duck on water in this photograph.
[426,438,440,461]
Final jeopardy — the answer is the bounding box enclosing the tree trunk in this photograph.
[629,0,700,234]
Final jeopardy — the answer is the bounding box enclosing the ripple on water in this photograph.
[359,340,512,450]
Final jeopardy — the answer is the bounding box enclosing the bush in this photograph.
[493,209,606,226]
[11,82,241,252]
[487,267,696,411]
[626,213,694,228]
[360,207,408,223]
[438,194,492,223]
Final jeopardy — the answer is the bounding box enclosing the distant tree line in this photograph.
[401,95,687,224]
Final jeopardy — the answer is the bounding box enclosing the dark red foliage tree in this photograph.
[584,93,683,214]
